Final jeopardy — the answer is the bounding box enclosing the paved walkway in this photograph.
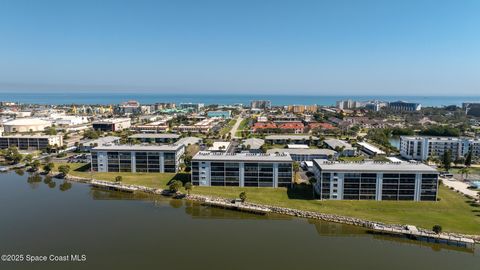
[442,178,479,198]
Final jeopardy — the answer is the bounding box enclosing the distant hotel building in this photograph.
[92,118,131,132]
[313,160,438,201]
[191,151,293,187]
[388,101,421,111]
[286,105,318,114]
[119,100,141,114]
[400,136,480,161]
[91,144,184,173]
[250,100,271,110]
[0,135,63,150]
[179,103,204,112]
[336,100,387,111]
[336,100,362,110]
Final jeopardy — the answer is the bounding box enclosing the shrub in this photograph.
[169,180,183,193]
[432,224,442,234]
[239,191,247,202]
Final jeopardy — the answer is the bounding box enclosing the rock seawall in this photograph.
[63,175,480,243]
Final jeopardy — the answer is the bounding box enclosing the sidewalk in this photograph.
[442,178,479,198]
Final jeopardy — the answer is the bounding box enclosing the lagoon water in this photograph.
[0,171,479,270]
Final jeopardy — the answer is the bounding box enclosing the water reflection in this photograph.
[17,175,478,254]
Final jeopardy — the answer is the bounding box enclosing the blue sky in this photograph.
[0,0,479,95]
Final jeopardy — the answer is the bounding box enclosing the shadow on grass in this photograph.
[167,173,191,185]
[74,163,91,172]
[287,183,315,200]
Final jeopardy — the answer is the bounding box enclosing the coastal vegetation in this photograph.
[419,125,461,137]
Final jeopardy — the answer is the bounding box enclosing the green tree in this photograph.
[442,150,451,172]
[45,126,57,135]
[184,182,193,195]
[183,155,192,172]
[169,180,183,193]
[459,167,470,180]
[58,165,71,177]
[31,160,41,171]
[43,162,55,174]
[4,146,23,164]
[465,150,472,167]
[59,181,72,191]
[239,191,247,202]
[115,175,123,183]
[23,154,33,165]
[432,224,442,234]
[293,162,300,182]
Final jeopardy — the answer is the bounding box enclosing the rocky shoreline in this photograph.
[63,174,480,244]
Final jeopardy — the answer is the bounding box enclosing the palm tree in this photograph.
[115,176,123,183]
[308,177,317,198]
[293,162,300,183]
[184,182,193,195]
[459,167,470,181]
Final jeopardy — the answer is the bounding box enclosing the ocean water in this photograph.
[1,92,479,107]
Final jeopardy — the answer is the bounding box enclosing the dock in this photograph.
[90,180,138,193]
[370,224,475,249]
[202,199,272,215]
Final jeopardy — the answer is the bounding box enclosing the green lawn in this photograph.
[338,156,365,162]
[53,162,480,235]
[451,167,480,176]
[235,118,250,137]
[191,185,480,235]
[53,162,189,188]
[219,118,237,136]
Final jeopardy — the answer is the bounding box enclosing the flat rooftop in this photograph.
[265,135,319,140]
[129,133,180,139]
[92,144,183,152]
[92,118,130,124]
[193,151,293,162]
[324,139,355,150]
[358,142,386,155]
[209,141,231,151]
[82,136,120,145]
[176,137,202,146]
[267,148,337,156]
[0,134,61,139]
[313,160,437,173]
[242,138,265,149]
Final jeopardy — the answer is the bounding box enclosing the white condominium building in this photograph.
[91,144,185,173]
[400,136,480,161]
[191,151,293,187]
[312,160,438,201]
